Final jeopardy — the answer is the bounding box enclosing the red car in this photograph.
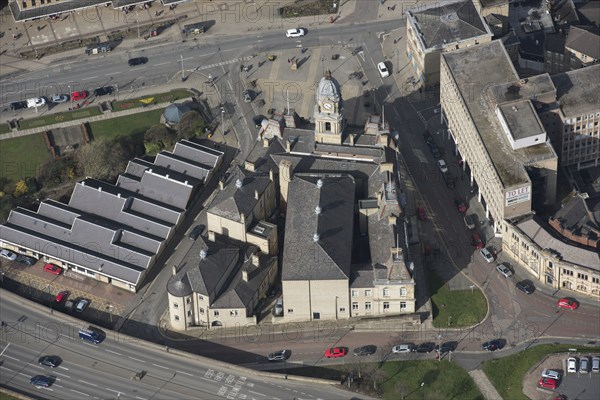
[472,234,484,249]
[455,200,467,213]
[417,207,427,221]
[71,90,87,101]
[325,347,347,358]
[539,377,558,389]
[54,290,69,303]
[557,298,578,310]
[43,263,63,275]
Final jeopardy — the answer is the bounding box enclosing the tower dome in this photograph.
[316,70,341,103]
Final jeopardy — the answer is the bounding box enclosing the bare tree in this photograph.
[75,138,131,181]
[177,110,206,140]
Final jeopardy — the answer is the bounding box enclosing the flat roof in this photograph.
[498,100,546,141]
[442,41,557,187]
[552,64,600,117]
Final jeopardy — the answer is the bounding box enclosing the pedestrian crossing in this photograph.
[195,56,254,71]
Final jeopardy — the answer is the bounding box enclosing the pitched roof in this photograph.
[282,175,355,281]
[565,25,600,59]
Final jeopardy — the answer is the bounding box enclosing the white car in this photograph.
[567,357,577,373]
[0,249,18,261]
[480,248,494,263]
[27,97,46,108]
[496,263,513,278]
[286,28,305,38]
[392,344,414,353]
[377,62,389,78]
[437,159,448,174]
[541,369,561,380]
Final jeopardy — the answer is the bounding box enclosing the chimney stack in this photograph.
[219,180,225,190]
[255,190,259,200]
[252,253,259,265]
[242,269,249,282]
[172,265,177,275]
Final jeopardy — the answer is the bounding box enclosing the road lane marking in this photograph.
[52,371,70,378]
[108,72,122,76]
[248,390,265,396]
[136,397,148,400]
[105,349,121,356]
[128,357,146,363]
[130,67,146,71]
[82,76,98,80]
[154,62,171,66]
[71,389,89,396]
[152,363,169,370]
[59,366,69,370]
[78,380,98,387]
[2,355,20,361]
[105,388,122,394]
[176,370,193,376]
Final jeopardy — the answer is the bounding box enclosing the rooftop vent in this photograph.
[199,249,207,260]
[235,179,243,189]
[315,205,322,215]
[313,233,320,242]
[317,179,324,188]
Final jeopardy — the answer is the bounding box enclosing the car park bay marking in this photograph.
[130,67,146,71]
[58,366,69,370]
[82,76,98,81]
[154,62,171,66]
[1,355,19,361]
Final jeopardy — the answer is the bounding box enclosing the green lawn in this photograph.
[0,133,52,182]
[18,107,102,130]
[112,89,192,111]
[482,344,600,400]
[0,123,10,135]
[88,108,165,141]
[282,360,482,400]
[428,267,487,328]
[0,391,24,400]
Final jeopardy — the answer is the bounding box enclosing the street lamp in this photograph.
[221,107,225,135]
[180,54,185,81]
[420,382,425,400]
[136,11,140,38]
[67,84,72,110]
[438,334,442,362]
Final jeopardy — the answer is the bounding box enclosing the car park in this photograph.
[286,28,306,38]
[496,263,513,278]
[580,357,590,373]
[0,249,18,261]
[464,214,476,230]
[539,377,558,389]
[392,344,415,353]
[416,343,434,353]
[15,254,37,265]
[128,57,148,66]
[541,369,561,380]
[50,94,69,103]
[75,298,90,313]
[325,347,347,358]
[557,298,578,310]
[482,340,501,351]
[38,355,60,368]
[27,97,46,108]
[480,248,494,263]
[592,356,600,373]
[437,159,448,174]
[71,91,88,101]
[567,357,577,373]
[417,207,427,221]
[54,290,69,303]
[10,101,28,110]
[189,224,204,240]
[43,263,63,275]
[516,280,535,294]
[29,375,51,388]
[353,345,377,356]
[377,62,389,78]
[94,86,114,96]
[472,233,484,249]
[267,349,290,361]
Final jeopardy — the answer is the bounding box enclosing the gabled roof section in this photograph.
[282,175,355,281]
[565,25,600,59]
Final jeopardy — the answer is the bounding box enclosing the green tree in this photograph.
[143,124,174,155]
[176,110,206,140]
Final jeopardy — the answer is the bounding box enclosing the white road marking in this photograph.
[108,72,122,76]
[82,76,98,80]
[52,371,70,378]
[59,366,69,370]
[130,67,146,71]
[176,370,194,376]
[248,390,265,396]
[53,384,62,388]
[2,355,20,361]
[105,388,121,394]
[128,357,146,363]
[152,363,169,370]
[78,380,98,387]
[135,397,148,400]
[105,349,121,356]
[70,389,90,396]
[154,62,171,66]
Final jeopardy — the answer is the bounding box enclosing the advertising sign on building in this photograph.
[505,186,530,206]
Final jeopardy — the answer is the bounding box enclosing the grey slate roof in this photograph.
[551,64,600,117]
[577,1,600,27]
[208,165,273,222]
[282,175,355,281]
[551,195,599,242]
[164,103,191,124]
[566,26,600,59]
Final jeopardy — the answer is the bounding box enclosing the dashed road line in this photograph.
[152,363,169,370]
[105,349,121,356]
[176,370,194,376]
[128,357,146,363]
[70,389,89,396]
[248,390,265,396]
[78,380,98,387]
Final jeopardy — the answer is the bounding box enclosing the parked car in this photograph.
[482,340,501,351]
[0,249,18,261]
[353,345,377,356]
[15,254,37,265]
[443,173,456,189]
[75,298,90,313]
[480,248,494,263]
[580,357,590,373]
[325,347,347,358]
[516,280,535,294]
[434,343,455,353]
[71,91,88,101]
[592,356,600,373]
[128,57,148,66]
[189,224,204,240]
[541,369,561,380]
[242,90,252,103]
[417,207,427,221]
[464,214,476,230]
[43,263,63,275]
[377,62,389,78]
[567,357,577,373]
[285,28,306,38]
[471,233,484,249]
[252,115,267,128]
[455,200,467,213]
[392,344,415,353]
[94,86,114,96]
[50,94,69,103]
[496,263,513,278]
[437,159,448,174]
[10,101,28,110]
[539,377,558,389]
[267,349,290,361]
[557,298,578,310]
[29,375,51,388]
[38,355,60,368]
[54,290,69,303]
[427,141,441,158]
[27,97,46,108]
[416,343,434,353]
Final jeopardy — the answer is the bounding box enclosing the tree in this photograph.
[75,138,131,181]
[177,110,206,140]
[144,124,174,155]
[14,180,28,197]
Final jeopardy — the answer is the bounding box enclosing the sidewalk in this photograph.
[468,369,503,400]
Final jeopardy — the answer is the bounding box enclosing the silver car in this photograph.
[496,263,513,278]
[541,369,560,380]
[50,94,69,103]
[480,248,494,263]
[580,357,590,373]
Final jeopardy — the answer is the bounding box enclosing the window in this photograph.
[187,310,192,316]
[577,273,588,281]
[199,307,205,314]
[563,268,574,276]
[174,315,179,321]
[173,303,179,309]
[351,289,359,297]
[383,288,390,297]
[186,298,191,304]
[400,287,407,297]
[287,309,294,313]
[214,310,219,316]
[400,302,407,310]
[383,302,390,311]
[365,302,372,311]
[230,310,238,316]
[365,289,372,297]
[593,277,599,284]
[339,307,346,313]
[352,302,359,310]
[199,295,204,301]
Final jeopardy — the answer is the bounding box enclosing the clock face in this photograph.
[323,102,333,110]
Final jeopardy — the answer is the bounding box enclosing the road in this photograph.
[0,291,371,400]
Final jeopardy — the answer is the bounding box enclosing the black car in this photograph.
[267,349,290,361]
[38,355,60,368]
[128,57,148,66]
[189,225,204,240]
[353,345,377,356]
[427,142,441,158]
[16,254,38,265]
[516,280,535,294]
[29,375,51,388]
[416,343,434,353]
[94,86,114,96]
[434,342,455,353]
[481,340,501,352]
[10,101,28,111]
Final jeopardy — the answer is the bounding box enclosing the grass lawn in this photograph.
[482,343,600,400]
[281,360,483,400]
[428,266,487,328]
[112,89,192,111]
[0,123,10,135]
[0,133,52,182]
[18,107,102,130]
[0,392,24,400]
[88,108,165,141]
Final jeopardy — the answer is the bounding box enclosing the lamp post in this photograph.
[438,334,442,362]
[67,84,72,110]
[335,296,338,320]
[221,106,225,135]
[180,54,185,81]
[420,382,425,400]
[136,11,140,38]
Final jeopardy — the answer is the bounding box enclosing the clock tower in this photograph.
[314,70,344,145]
